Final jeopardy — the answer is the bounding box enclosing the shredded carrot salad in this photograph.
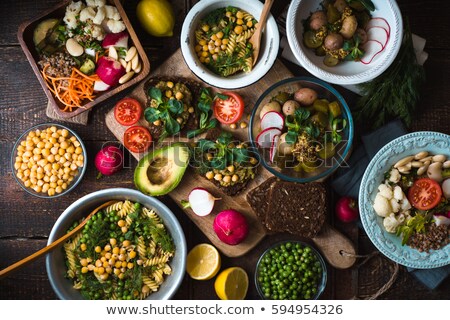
[41,65,99,112]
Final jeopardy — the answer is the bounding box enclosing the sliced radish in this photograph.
[360,40,384,64]
[256,127,282,148]
[269,134,280,163]
[367,26,389,48]
[102,31,129,49]
[261,111,285,131]
[187,188,221,216]
[93,80,111,91]
[366,17,391,36]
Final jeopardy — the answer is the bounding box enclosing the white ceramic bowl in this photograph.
[180,0,280,89]
[46,188,187,300]
[286,0,403,85]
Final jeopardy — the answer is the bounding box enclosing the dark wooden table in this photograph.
[0,0,449,300]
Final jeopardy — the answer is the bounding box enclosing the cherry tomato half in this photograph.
[123,126,152,154]
[213,92,245,124]
[114,98,142,126]
[408,178,443,210]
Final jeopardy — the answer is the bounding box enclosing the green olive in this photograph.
[303,30,323,49]
[318,142,336,159]
[272,91,291,105]
[328,101,342,118]
[315,45,326,56]
[313,99,329,114]
[326,4,340,23]
[323,54,340,67]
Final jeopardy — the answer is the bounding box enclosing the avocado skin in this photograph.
[134,142,190,196]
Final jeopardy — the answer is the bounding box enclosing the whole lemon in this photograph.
[136,0,175,37]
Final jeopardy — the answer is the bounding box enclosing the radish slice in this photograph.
[361,40,384,64]
[261,111,285,131]
[93,80,111,91]
[269,135,280,163]
[256,127,282,148]
[366,17,391,36]
[367,26,389,48]
[187,188,221,216]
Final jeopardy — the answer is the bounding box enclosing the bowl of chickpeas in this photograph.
[255,240,327,300]
[11,123,87,198]
[180,0,280,89]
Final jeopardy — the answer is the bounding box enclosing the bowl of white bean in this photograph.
[11,123,87,198]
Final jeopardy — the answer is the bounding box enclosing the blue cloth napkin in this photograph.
[331,119,450,290]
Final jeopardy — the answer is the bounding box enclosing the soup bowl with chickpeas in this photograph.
[11,123,87,198]
[180,0,280,89]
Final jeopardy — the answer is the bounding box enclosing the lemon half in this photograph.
[214,267,249,300]
[186,243,221,280]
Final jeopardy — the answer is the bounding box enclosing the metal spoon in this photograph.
[248,0,275,66]
[0,200,117,279]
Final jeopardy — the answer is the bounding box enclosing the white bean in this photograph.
[427,162,443,182]
[66,38,84,57]
[394,156,414,168]
[414,151,428,160]
[443,160,450,169]
[432,154,446,162]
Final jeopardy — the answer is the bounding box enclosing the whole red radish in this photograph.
[335,196,359,223]
[94,145,123,178]
[213,209,248,245]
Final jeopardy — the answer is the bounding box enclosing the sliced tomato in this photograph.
[114,98,142,126]
[408,178,442,210]
[213,92,244,124]
[124,126,152,153]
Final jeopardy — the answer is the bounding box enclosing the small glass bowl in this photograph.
[11,123,87,198]
[255,240,327,300]
[249,76,354,183]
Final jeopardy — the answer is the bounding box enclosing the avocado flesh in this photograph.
[134,143,190,196]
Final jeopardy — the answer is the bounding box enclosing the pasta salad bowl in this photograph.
[180,0,280,89]
[46,188,187,300]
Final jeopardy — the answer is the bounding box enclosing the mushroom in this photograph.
[427,162,443,182]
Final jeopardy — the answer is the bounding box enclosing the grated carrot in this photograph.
[41,65,99,112]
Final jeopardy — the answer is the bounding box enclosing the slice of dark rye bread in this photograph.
[246,176,278,229]
[143,77,202,140]
[247,178,327,237]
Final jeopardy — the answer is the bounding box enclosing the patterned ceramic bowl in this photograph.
[359,131,450,269]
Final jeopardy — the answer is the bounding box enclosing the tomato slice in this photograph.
[123,126,152,153]
[114,98,142,126]
[408,178,442,210]
[213,92,244,124]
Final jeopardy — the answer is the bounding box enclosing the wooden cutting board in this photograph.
[106,49,293,257]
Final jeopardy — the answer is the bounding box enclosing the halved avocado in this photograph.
[134,143,190,196]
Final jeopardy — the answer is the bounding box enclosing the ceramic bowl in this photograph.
[255,240,327,300]
[249,76,353,183]
[180,0,280,89]
[46,188,187,300]
[11,123,87,198]
[359,131,450,268]
[286,0,403,85]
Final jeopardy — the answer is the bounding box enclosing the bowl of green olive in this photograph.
[255,240,327,300]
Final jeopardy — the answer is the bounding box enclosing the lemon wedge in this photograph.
[186,243,221,280]
[136,0,175,37]
[214,267,249,300]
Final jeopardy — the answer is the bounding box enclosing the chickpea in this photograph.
[232,174,239,182]
[234,25,243,34]
[223,175,231,183]
[205,171,214,180]
[214,173,223,181]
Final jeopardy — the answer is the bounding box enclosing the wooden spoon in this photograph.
[249,0,275,66]
[0,200,117,279]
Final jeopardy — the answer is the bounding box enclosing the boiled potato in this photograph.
[278,133,293,155]
[259,101,281,119]
[340,15,357,39]
[309,11,327,30]
[282,100,300,116]
[294,88,318,106]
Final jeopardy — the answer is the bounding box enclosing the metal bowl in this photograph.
[11,123,87,198]
[46,188,187,300]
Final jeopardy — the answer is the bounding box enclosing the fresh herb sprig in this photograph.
[285,108,320,145]
[144,87,184,143]
[346,0,375,12]
[353,20,425,129]
[186,88,218,139]
[396,213,431,246]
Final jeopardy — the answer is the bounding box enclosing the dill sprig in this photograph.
[353,19,425,129]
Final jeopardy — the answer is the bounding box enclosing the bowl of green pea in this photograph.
[255,240,327,300]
